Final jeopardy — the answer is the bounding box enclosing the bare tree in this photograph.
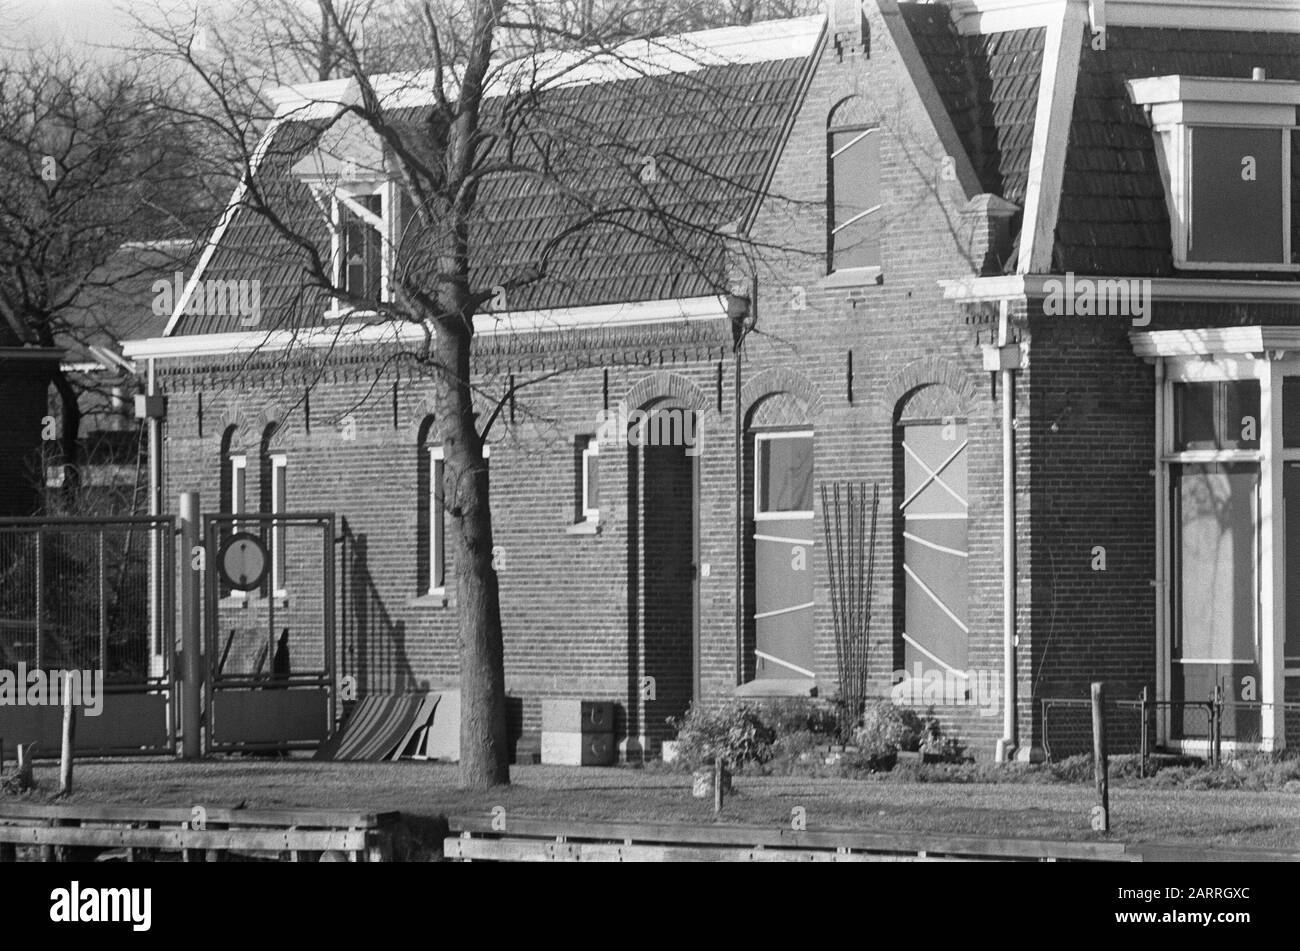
[140,0,829,788]
[0,51,211,503]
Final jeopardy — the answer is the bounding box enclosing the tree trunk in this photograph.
[437,323,510,789]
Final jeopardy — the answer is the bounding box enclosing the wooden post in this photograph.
[59,672,76,796]
[713,758,723,815]
[1091,682,1109,832]
[1139,685,1149,779]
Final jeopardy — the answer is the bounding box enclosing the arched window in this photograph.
[827,98,882,276]
[219,425,246,599]
[416,417,444,597]
[895,385,969,679]
[259,423,287,597]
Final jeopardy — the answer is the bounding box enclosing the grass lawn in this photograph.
[13,757,1300,852]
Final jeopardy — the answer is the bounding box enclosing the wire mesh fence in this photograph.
[0,517,173,682]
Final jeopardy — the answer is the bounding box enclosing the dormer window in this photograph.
[292,111,406,317]
[1128,72,1299,272]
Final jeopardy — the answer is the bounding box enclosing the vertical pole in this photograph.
[995,300,1018,763]
[34,530,42,670]
[59,672,75,796]
[713,758,723,815]
[1206,685,1216,763]
[180,492,202,759]
[1139,685,1149,779]
[98,530,107,677]
[1091,681,1109,832]
[148,358,164,673]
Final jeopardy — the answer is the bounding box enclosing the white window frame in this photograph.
[325,179,400,320]
[827,124,883,284]
[270,452,287,598]
[428,445,446,597]
[754,430,815,522]
[1160,356,1279,753]
[229,452,248,601]
[1127,76,1300,273]
[579,435,599,524]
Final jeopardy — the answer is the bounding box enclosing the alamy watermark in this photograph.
[890,663,1001,717]
[1042,272,1151,327]
[0,664,104,717]
[152,271,262,326]
[595,401,701,456]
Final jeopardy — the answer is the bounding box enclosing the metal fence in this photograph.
[1042,690,1300,768]
[0,516,175,756]
[0,516,173,680]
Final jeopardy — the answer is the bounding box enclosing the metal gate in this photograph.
[0,516,176,757]
[203,513,335,752]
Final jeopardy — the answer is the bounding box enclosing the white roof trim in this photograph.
[270,16,825,120]
[124,295,728,360]
[1131,326,1300,357]
[162,118,284,337]
[1017,1,1085,274]
[1129,75,1300,108]
[941,274,1300,302]
[947,0,1300,34]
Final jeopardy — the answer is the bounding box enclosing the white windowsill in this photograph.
[566,519,601,535]
[825,266,883,289]
[408,590,449,608]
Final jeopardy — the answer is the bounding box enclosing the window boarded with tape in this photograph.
[899,417,969,675]
[753,431,816,682]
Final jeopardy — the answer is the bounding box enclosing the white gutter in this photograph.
[942,274,1300,303]
[148,356,163,679]
[994,299,1019,762]
[126,296,729,360]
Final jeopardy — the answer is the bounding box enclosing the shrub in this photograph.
[850,700,966,765]
[667,702,777,771]
[852,700,917,757]
[753,698,839,738]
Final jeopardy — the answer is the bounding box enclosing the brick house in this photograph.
[123,0,1300,760]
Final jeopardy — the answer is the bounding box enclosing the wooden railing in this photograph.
[0,803,401,862]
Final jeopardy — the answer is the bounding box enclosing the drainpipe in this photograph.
[990,300,1018,762]
[148,358,164,675]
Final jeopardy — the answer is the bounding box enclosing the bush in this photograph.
[754,698,839,738]
[852,700,919,758]
[667,702,777,771]
[850,700,967,765]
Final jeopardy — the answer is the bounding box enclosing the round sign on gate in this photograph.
[218,532,268,591]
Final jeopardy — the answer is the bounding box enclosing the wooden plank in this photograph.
[1127,843,1300,863]
[445,838,979,863]
[445,816,1134,861]
[0,803,396,829]
[0,825,367,852]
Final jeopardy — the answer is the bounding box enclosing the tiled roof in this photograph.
[62,241,199,362]
[898,3,1044,208]
[171,45,813,336]
[1057,27,1300,277]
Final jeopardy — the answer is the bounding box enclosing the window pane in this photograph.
[759,436,813,513]
[1284,378,1300,449]
[1172,382,1217,451]
[1188,126,1285,264]
[431,455,444,590]
[586,450,599,510]
[1287,464,1300,664]
[1172,381,1259,451]
[343,195,382,300]
[1223,380,1260,451]
[829,128,880,271]
[1172,463,1258,663]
